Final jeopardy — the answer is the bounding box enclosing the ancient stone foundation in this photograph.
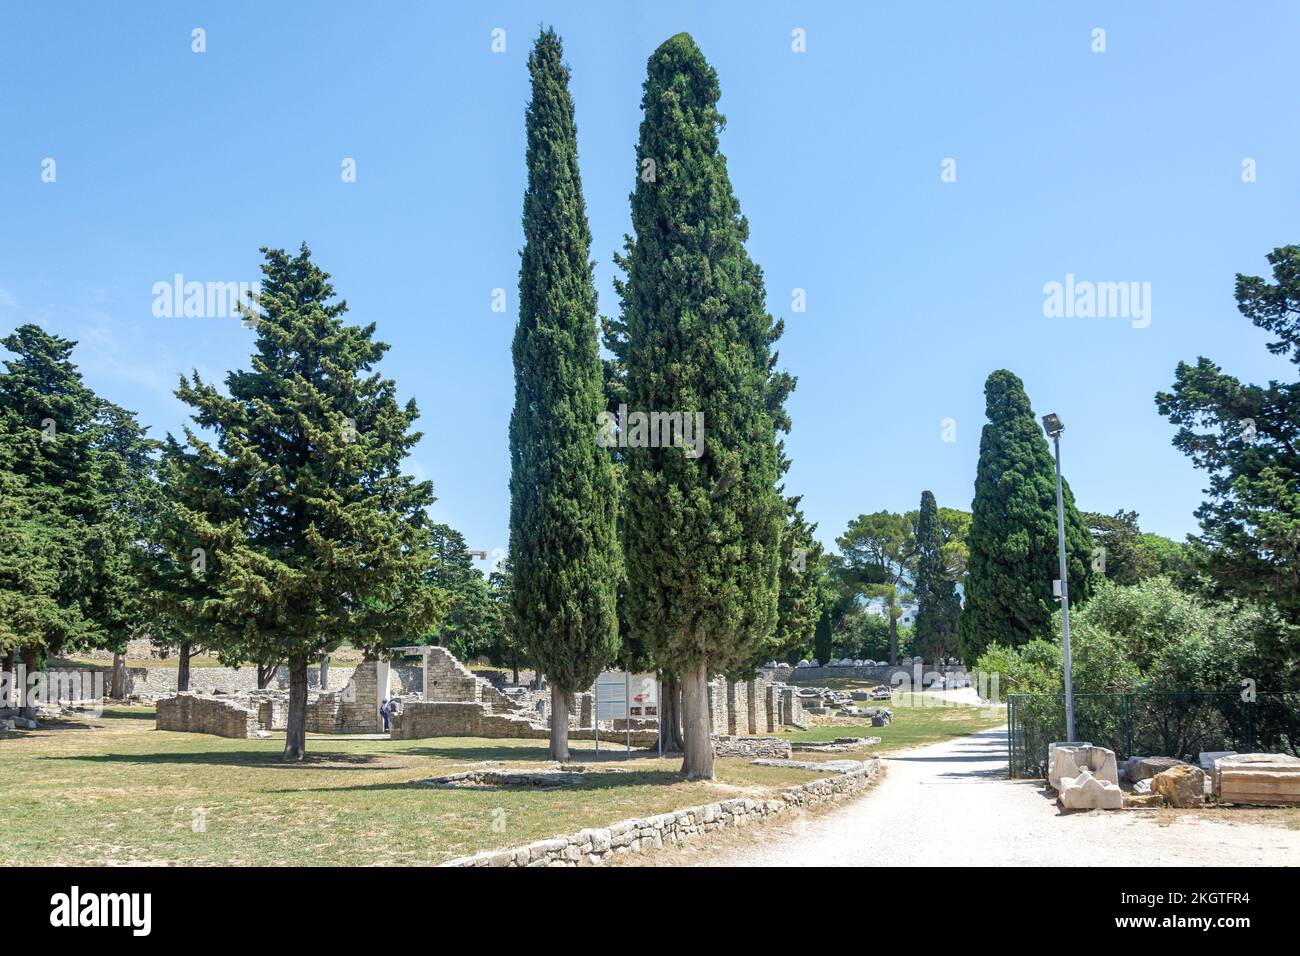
[155,693,260,739]
[712,735,793,759]
[390,701,659,747]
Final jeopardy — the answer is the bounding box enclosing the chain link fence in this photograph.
[1007,690,1300,778]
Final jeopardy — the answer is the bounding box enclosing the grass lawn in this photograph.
[0,706,826,867]
[780,701,1007,751]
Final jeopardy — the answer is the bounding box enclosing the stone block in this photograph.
[1124,792,1165,809]
[1198,750,1238,772]
[1058,769,1124,810]
[1213,753,1300,806]
[1049,744,1117,791]
[1151,764,1205,807]
[1121,756,1187,782]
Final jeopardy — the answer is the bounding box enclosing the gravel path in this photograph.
[701,728,1300,866]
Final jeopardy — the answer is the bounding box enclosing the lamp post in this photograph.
[1042,412,1076,744]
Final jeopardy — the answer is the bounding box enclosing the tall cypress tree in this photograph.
[509,29,621,761]
[173,245,443,759]
[912,490,961,664]
[960,370,1092,661]
[616,33,790,779]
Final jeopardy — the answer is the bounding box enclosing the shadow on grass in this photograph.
[399,743,667,764]
[94,709,158,721]
[43,749,393,769]
[265,768,689,795]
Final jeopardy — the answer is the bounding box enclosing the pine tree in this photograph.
[960,370,1093,661]
[912,490,962,664]
[426,523,497,663]
[616,33,790,779]
[508,29,621,761]
[171,245,444,759]
[139,436,213,692]
[1156,244,1300,641]
[0,325,155,714]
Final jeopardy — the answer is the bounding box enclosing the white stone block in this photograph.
[1049,743,1116,790]
[1058,769,1124,810]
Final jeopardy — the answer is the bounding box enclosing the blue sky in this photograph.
[2,1,1296,564]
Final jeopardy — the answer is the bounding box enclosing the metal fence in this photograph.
[1007,690,1300,778]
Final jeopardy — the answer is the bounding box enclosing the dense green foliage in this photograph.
[169,245,443,756]
[425,524,501,664]
[508,30,621,716]
[977,576,1295,697]
[960,370,1093,661]
[1156,245,1300,657]
[614,33,790,678]
[758,484,826,671]
[832,510,912,663]
[0,325,154,663]
[912,490,962,663]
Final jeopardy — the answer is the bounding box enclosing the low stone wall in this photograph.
[155,693,259,739]
[440,757,881,867]
[59,662,358,698]
[389,701,660,747]
[713,735,793,759]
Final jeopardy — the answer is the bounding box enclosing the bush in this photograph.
[978,576,1275,698]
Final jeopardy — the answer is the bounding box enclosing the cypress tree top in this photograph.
[960,370,1092,659]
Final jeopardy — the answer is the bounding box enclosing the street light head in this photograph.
[1042,412,1064,436]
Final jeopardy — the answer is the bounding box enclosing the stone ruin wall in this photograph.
[152,643,806,746]
[156,693,260,739]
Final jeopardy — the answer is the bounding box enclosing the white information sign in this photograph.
[594,671,659,721]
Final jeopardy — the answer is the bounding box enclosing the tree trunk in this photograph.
[319,653,330,690]
[2,648,14,709]
[659,672,684,753]
[283,654,308,760]
[511,655,519,687]
[177,642,192,693]
[889,615,899,667]
[110,652,128,700]
[257,661,279,689]
[19,647,39,719]
[549,684,570,762]
[680,660,714,780]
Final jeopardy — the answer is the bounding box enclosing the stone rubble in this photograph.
[1120,756,1187,783]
